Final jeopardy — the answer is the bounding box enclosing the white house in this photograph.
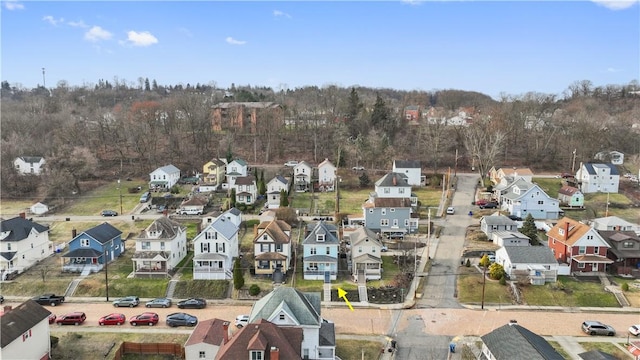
[317,158,336,191]
[184,318,230,360]
[233,175,257,205]
[589,216,639,232]
[499,178,561,219]
[29,202,49,216]
[491,231,530,247]
[495,246,558,284]
[345,227,384,281]
[594,150,624,165]
[0,215,52,278]
[575,162,620,194]
[225,159,248,188]
[374,173,417,206]
[392,160,422,186]
[132,217,187,277]
[149,164,181,191]
[13,156,45,175]
[293,161,313,192]
[192,216,239,280]
[0,300,52,360]
[266,175,289,209]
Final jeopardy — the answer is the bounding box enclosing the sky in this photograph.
[1,0,639,99]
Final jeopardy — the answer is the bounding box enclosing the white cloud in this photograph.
[606,67,622,73]
[84,26,113,42]
[68,20,88,28]
[273,10,292,18]
[4,1,24,10]
[124,31,158,47]
[43,15,64,26]
[591,0,638,10]
[226,37,247,45]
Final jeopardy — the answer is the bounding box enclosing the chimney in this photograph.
[3,305,12,313]
[72,228,77,238]
[19,212,25,219]
[392,176,397,186]
[270,346,279,360]
[222,321,230,344]
[564,221,570,241]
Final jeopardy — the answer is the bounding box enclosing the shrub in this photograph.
[465,259,471,267]
[233,259,244,290]
[479,255,490,268]
[249,284,261,296]
[499,276,507,285]
[621,282,629,291]
[488,263,505,280]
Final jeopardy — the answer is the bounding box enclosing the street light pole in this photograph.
[104,244,109,301]
[481,265,487,310]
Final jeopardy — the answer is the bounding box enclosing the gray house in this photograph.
[491,231,530,247]
[481,322,563,360]
[480,215,519,237]
[363,197,417,237]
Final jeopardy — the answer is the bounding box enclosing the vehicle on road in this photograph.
[352,166,365,171]
[176,208,203,215]
[479,202,498,209]
[235,314,249,328]
[48,313,57,324]
[32,294,65,306]
[99,313,125,326]
[629,324,640,336]
[446,207,455,215]
[166,312,198,327]
[145,298,172,308]
[177,298,206,309]
[474,199,489,206]
[284,160,298,167]
[56,312,86,326]
[112,296,140,308]
[101,210,118,217]
[139,191,151,203]
[582,321,616,336]
[381,245,388,252]
[0,295,4,304]
[129,312,159,326]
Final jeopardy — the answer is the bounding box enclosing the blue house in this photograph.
[61,223,124,273]
[302,222,339,281]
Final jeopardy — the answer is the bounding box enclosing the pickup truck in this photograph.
[32,293,65,306]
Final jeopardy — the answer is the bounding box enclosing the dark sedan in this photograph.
[177,298,206,309]
[101,210,118,217]
[166,312,198,327]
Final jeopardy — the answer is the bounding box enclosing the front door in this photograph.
[324,271,330,283]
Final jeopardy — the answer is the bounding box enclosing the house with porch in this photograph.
[0,215,52,279]
[216,319,302,360]
[392,160,422,186]
[13,156,45,175]
[176,196,208,215]
[232,175,257,205]
[489,167,534,185]
[345,227,383,281]
[202,158,227,188]
[575,162,619,194]
[302,222,339,281]
[547,217,613,273]
[266,175,289,209]
[192,215,239,280]
[225,159,248,188]
[597,230,640,276]
[132,217,187,277]
[480,322,564,360]
[480,215,519,237]
[248,286,336,360]
[0,300,53,360]
[495,246,559,283]
[293,161,313,192]
[149,164,180,191]
[61,223,124,273]
[317,158,336,191]
[499,177,561,219]
[558,185,584,208]
[253,220,292,280]
[362,196,418,237]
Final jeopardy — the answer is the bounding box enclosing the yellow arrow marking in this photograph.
[337,287,353,311]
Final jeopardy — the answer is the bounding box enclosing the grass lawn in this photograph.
[172,279,229,299]
[612,277,640,307]
[63,180,149,216]
[579,342,632,359]
[336,339,384,360]
[532,178,563,198]
[0,199,34,216]
[547,341,572,359]
[519,276,619,307]
[456,270,511,305]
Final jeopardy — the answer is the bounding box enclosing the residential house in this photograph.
[0,300,52,360]
[219,208,242,228]
[202,158,227,188]
[253,220,292,278]
[266,175,289,209]
[132,217,187,277]
[491,231,531,247]
[558,186,584,208]
[177,196,208,215]
[317,158,336,191]
[13,156,45,175]
[345,227,384,281]
[547,217,613,273]
[589,216,640,232]
[404,105,420,122]
[392,160,423,186]
[211,102,282,134]
[192,215,239,280]
[489,167,534,185]
[61,222,124,273]
[495,246,559,283]
[232,175,257,205]
[225,159,248,188]
[363,196,418,236]
[293,161,313,192]
[499,177,561,219]
[597,230,640,276]
[594,150,624,165]
[302,222,340,281]
[248,286,335,360]
[480,215,519,238]
[575,162,620,194]
[29,202,49,216]
[0,215,52,278]
[375,172,412,200]
[480,322,564,360]
[149,164,181,191]
[184,318,230,360]
[215,319,302,360]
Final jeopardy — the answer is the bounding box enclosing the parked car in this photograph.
[112,296,140,308]
[235,314,249,328]
[101,210,118,217]
[129,312,159,326]
[352,166,365,171]
[145,298,172,308]
[166,312,198,327]
[629,324,640,336]
[582,321,616,336]
[0,295,4,304]
[508,215,523,221]
[56,312,86,326]
[32,293,65,306]
[177,298,206,309]
[48,313,57,324]
[474,199,488,206]
[284,160,298,167]
[98,313,126,326]
[446,207,455,215]
[381,245,388,252]
[479,202,498,209]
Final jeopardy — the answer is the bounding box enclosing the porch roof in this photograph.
[193,253,228,260]
[0,252,17,261]
[132,251,170,261]
[303,255,337,263]
[62,248,102,258]
[255,252,287,261]
[572,254,614,264]
[353,253,382,263]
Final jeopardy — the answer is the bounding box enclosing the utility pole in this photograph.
[104,244,109,301]
[454,148,458,177]
[481,264,487,310]
[334,174,340,220]
[571,149,577,173]
[42,67,46,88]
[118,159,123,215]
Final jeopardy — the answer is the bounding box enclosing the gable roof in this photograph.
[393,160,421,169]
[501,167,534,177]
[501,246,556,264]
[185,318,229,347]
[268,175,288,186]
[181,196,208,206]
[547,217,591,246]
[138,217,185,240]
[255,220,291,244]
[230,158,247,166]
[481,323,563,360]
[1,300,51,348]
[295,161,313,169]
[226,207,242,216]
[364,197,412,209]
[303,222,339,245]
[317,158,335,168]
[582,163,619,176]
[235,175,256,186]
[207,158,226,167]
[375,172,410,187]
[204,216,239,240]
[83,222,122,244]
[250,286,321,326]
[216,319,302,360]
[16,156,44,164]
[590,216,638,229]
[153,164,180,175]
[347,227,383,247]
[558,186,581,196]
[481,215,518,227]
[0,217,49,241]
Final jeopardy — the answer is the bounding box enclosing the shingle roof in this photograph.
[84,222,122,244]
[0,217,49,241]
[138,217,185,240]
[235,175,256,185]
[255,220,291,244]
[370,197,412,208]
[232,158,247,166]
[249,286,321,326]
[348,227,383,247]
[155,164,180,175]
[302,221,339,245]
[547,217,590,246]
[184,318,229,347]
[17,156,44,164]
[270,175,288,186]
[1,300,52,348]
[319,321,336,346]
[481,216,518,227]
[481,323,564,360]
[61,248,103,258]
[375,172,410,187]
[582,163,619,175]
[226,207,242,216]
[502,246,556,264]
[204,216,239,240]
[393,160,421,169]
[558,186,581,196]
[180,196,208,206]
[216,319,302,360]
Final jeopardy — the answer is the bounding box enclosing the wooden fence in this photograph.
[111,342,185,360]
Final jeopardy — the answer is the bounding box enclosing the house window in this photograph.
[310,247,317,255]
[261,244,270,252]
[216,243,226,253]
[142,242,151,250]
[358,246,362,253]
[81,239,90,247]
[250,351,263,360]
[276,243,282,252]
[160,242,165,250]
[201,243,210,253]
[279,314,285,320]
[594,247,599,254]
[393,219,399,227]
[390,208,395,212]
[6,243,11,251]
[205,231,217,240]
[381,219,389,226]
[384,188,390,194]
[369,209,374,213]
[578,246,586,254]
[399,188,405,194]
[404,219,409,226]
[199,351,206,358]
[317,234,325,242]
[381,209,386,215]
[578,263,585,268]
[586,235,593,240]
[623,241,634,248]
[326,247,330,255]
[538,200,544,205]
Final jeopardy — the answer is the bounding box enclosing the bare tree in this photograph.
[463,120,506,181]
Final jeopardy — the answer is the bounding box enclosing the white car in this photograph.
[446,207,455,215]
[235,314,249,328]
[284,160,298,167]
[630,324,640,336]
[352,166,365,171]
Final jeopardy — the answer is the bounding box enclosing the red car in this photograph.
[129,312,159,326]
[48,313,57,324]
[98,313,126,326]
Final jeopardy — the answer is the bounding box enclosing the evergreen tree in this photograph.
[230,188,236,208]
[370,93,389,129]
[152,79,158,91]
[258,170,266,195]
[279,189,289,207]
[359,172,370,187]
[520,214,539,245]
[144,78,151,91]
[233,258,244,290]
[226,146,233,164]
